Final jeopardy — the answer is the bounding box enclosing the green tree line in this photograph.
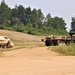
[0,0,73,35]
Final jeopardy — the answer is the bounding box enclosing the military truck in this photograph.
[41,35,71,46]
[69,32,75,43]
[0,36,14,48]
[41,35,60,46]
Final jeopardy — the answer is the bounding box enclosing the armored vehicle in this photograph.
[0,36,14,48]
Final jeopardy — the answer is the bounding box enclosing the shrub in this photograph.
[49,44,75,56]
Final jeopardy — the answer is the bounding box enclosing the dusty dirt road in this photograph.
[0,47,75,75]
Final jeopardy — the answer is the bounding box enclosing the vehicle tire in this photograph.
[6,41,10,48]
[45,39,52,46]
[2,45,5,48]
[52,40,59,46]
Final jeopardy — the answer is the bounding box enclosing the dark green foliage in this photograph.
[0,0,68,35]
[0,24,5,29]
[70,17,75,32]
[12,23,25,32]
[0,0,11,24]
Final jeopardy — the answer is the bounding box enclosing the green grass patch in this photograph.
[48,44,75,56]
[15,43,44,47]
[0,43,45,52]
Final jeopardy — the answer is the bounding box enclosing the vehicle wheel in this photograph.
[6,41,10,48]
[52,40,59,46]
[2,45,5,48]
[45,39,52,46]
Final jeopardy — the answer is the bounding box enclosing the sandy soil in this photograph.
[0,47,75,75]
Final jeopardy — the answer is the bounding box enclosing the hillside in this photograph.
[0,30,75,75]
[0,30,43,44]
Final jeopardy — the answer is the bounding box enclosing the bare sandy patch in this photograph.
[0,47,75,75]
[3,47,59,58]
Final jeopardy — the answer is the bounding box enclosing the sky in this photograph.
[0,0,75,31]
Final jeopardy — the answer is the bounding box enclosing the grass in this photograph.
[0,43,45,52]
[15,43,44,47]
[0,51,3,57]
[48,43,75,56]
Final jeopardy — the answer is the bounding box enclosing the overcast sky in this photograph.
[1,0,75,31]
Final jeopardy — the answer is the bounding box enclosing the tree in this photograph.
[52,17,66,29]
[0,0,68,35]
[25,7,32,24]
[12,5,18,18]
[70,17,75,32]
[45,13,52,26]
[11,18,20,26]
[29,8,38,28]
[37,9,44,28]
[17,5,26,24]
[0,0,11,24]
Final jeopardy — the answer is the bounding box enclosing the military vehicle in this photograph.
[0,36,14,48]
[69,32,75,43]
[41,35,71,46]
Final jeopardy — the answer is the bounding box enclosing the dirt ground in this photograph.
[0,47,75,75]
